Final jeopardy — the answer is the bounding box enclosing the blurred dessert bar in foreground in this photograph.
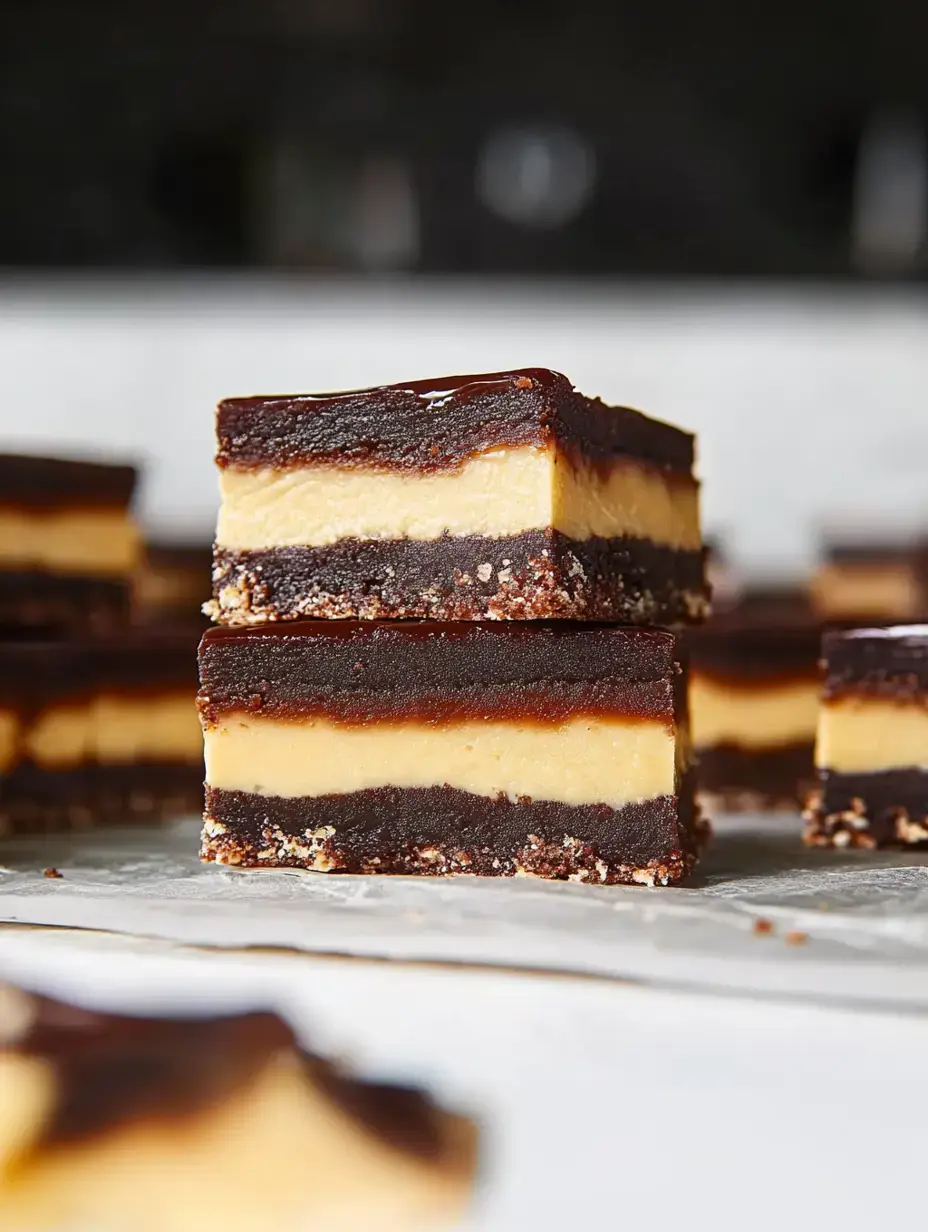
[0,629,202,835]
[0,454,140,632]
[208,368,708,625]
[805,625,928,848]
[810,538,928,623]
[198,620,702,885]
[0,983,477,1231]
[688,589,821,810]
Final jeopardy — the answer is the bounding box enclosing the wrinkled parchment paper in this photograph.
[4,815,928,1009]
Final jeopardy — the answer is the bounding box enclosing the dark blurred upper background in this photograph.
[1,0,926,278]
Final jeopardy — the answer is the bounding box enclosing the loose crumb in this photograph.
[785,930,807,946]
[43,867,63,880]
[753,918,774,936]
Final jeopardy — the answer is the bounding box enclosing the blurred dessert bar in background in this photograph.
[0,982,477,1231]
[0,629,202,835]
[809,538,928,623]
[136,540,212,625]
[0,454,139,633]
[688,589,821,811]
[208,368,709,626]
[805,625,928,849]
[198,620,702,885]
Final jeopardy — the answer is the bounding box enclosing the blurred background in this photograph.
[1,0,927,569]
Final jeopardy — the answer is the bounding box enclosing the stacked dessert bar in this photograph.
[198,368,710,885]
[0,455,203,835]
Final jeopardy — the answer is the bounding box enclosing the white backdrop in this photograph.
[0,277,926,574]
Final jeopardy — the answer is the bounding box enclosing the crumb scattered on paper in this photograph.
[42,868,63,880]
[753,918,773,936]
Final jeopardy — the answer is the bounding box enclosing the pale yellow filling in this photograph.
[216,446,701,551]
[0,508,140,577]
[204,713,676,808]
[690,674,820,750]
[810,562,921,620]
[816,696,928,772]
[0,1052,474,1232]
[15,693,202,770]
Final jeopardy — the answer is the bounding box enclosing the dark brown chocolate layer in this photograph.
[202,780,701,886]
[10,992,448,1162]
[216,368,695,474]
[804,768,928,848]
[199,619,678,724]
[0,454,137,509]
[0,626,199,711]
[0,763,203,837]
[0,572,131,636]
[685,588,821,681]
[211,533,708,625]
[696,742,814,811]
[822,627,928,700]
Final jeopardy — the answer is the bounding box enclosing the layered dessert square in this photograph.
[0,453,140,632]
[810,539,926,623]
[208,368,708,625]
[0,629,203,835]
[198,620,701,885]
[688,590,821,810]
[0,983,476,1231]
[805,625,928,848]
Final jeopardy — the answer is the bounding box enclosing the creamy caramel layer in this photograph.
[216,446,701,551]
[816,696,928,773]
[810,562,921,620]
[19,693,202,770]
[690,675,820,750]
[0,1053,473,1232]
[204,713,677,808]
[0,508,140,577]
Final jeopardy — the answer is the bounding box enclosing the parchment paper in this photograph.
[4,815,928,1010]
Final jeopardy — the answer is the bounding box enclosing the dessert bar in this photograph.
[805,625,928,848]
[137,540,212,624]
[208,368,707,625]
[0,629,202,834]
[198,620,701,886]
[0,453,139,632]
[0,983,476,1231]
[688,590,820,810]
[810,540,926,623]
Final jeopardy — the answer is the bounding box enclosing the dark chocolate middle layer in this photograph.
[216,368,695,473]
[204,782,698,883]
[822,629,928,699]
[199,619,677,724]
[696,742,815,808]
[0,572,131,636]
[211,533,708,625]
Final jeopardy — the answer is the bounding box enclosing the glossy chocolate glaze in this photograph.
[203,780,699,884]
[211,533,708,625]
[0,454,137,509]
[822,627,928,699]
[199,619,678,724]
[216,368,695,473]
[10,994,449,1161]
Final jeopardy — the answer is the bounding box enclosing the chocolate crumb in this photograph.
[753,918,773,935]
[785,930,808,946]
[43,867,63,879]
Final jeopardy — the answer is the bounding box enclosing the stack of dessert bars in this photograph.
[197,369,710,885]
[0,454,203,835]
